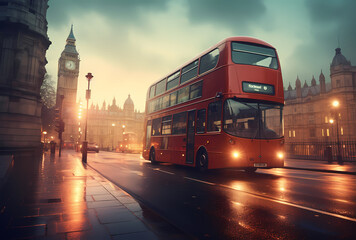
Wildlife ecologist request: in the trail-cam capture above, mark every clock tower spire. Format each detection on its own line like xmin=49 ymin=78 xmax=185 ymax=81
xmin=56 ymin=25 xmax=80 ymax=143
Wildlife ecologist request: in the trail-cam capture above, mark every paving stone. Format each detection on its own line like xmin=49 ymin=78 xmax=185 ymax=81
xmin=116 ymin=196 xmax=137 ymax=204
xmin=87 ymin=200 xmax=123 ymax=209
xmin=86 ymin=186 xmax=110 ymax=195
xmin=105 ymin=219 xmax=149 ymax=235
xmin=95 ymin=207 xmax=137 ymax=224
xmin=92 ymin=194 xmax=116 ymax=201
xmin=56 ymin=219 xmax=91 ymax=233
xmin=124 ymin=202 xmax=142 ymax=212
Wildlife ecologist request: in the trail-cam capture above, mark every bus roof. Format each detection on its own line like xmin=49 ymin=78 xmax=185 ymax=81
xmin=147 ymin=36 xmax=276 ymax=90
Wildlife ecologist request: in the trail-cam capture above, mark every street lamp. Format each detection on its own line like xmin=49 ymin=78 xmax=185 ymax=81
xmin=42 ymin=131 xmax=47 ymax=142
xmin=112 ymin=123 xmax=116 ymax=151
xmin=43 ymin=131 xmax=47 ymax=150
xmin=82 ymin=72 xmax=93 ymax=163
xmin=331 ymin=100 xmax=342 ymax=164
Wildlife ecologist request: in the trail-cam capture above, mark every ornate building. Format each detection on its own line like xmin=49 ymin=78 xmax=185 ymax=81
xmin=81 ymin=95 xmax=144 ymax=150
xmin=284 ymin=47 xmax=356 ymax=158
xmin=55 ymin=26 xmax=80 ymax=143
xmin=0 ymin=0 xmax=51 ymax=151
xmin=55 ymin=26 xmax=144 ymax=150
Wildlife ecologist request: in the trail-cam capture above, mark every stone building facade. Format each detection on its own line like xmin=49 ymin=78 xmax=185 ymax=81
xmin=0 ymin=0 xmax=51 ymax=151
xmin=284 ymin=47 xmax=356 ymax=157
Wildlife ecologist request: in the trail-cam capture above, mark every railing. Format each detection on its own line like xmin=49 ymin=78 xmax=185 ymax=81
xmin=285 ymin=141 xmax=356 ymax=162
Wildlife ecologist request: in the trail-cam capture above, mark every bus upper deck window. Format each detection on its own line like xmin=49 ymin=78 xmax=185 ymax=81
xmin=199 ymin=49 xmax=220 ymax=75
xmin=231 ymin=42 xmax=278 ymax=69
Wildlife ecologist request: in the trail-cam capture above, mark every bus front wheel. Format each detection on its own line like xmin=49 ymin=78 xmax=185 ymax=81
xmin=150 ymin=148 xmax=157 ymax=164
xmin=196 ymin=150 xmax=208 ymax=172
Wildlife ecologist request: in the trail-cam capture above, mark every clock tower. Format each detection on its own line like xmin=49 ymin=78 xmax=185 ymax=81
xmin=56 ymin=25 xmax=80 ymax=143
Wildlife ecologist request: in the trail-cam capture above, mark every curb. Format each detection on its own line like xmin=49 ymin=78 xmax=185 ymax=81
xmin=283 ymin=166 xmax=356 ymax=175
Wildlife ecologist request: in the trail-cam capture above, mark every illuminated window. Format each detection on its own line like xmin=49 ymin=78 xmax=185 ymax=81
xmin=289 ymin=130 xmax=291 ymax=138
xmin=341 ymin=127 xmax=344 ymax=136
xmin=293 ymin=130 xmax=296 ymax=137
xmin=152 ymin=118 xmax=161 ymax=136
xmin=325 ymin=116 xmax=328 ymax=123
xmin=322 ymin=129 xmax=324 ymax=136
xmin=327 ymin=129 xmax=330 ymax=137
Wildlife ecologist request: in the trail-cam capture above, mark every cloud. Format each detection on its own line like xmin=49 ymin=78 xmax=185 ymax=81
xmin=47 ymin=0 xmax=169 ymax=28
xmin=307 ymin=0 xmax=356 ymax=57
xmin=286 ymin=0 xmax=356 ymax=85
xmin=185 ymin=0 xmax=266 ymax=31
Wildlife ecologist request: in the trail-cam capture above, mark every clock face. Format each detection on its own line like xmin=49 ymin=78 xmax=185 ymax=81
xmin=65 ymin=60 xmax=76 ymax=70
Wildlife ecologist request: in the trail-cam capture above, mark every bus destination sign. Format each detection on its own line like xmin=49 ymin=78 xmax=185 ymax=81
xmin=242 ymin=82 xmax=274 ymax=95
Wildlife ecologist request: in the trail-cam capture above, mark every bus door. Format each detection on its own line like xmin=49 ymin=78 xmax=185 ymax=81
xmin=186 ymin=110 xmax=196 ymax=164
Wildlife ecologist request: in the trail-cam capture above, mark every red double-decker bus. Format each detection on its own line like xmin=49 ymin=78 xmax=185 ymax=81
xmin=142 ymin=37 xmax=284 ymax=172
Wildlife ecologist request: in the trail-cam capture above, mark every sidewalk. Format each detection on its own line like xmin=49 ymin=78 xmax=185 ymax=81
xmin=284 ymin=158 xmax=356 ymax=175
xmin=0 ymin=151 xmax=188 ymax=240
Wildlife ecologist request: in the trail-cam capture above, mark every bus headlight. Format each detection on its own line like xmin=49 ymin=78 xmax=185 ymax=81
xmin=277 ymin=152 xmax=284 ymax=159
xmin=232 ymin=151 xmax=240 ymax=159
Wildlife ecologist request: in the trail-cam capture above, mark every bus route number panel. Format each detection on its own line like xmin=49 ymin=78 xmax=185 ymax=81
xmin=242 ymin=81 xmax=275 ymax=95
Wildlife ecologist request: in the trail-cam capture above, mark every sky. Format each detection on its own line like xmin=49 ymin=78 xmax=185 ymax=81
xmin=46 ymin=0 xmax=356 ymax=112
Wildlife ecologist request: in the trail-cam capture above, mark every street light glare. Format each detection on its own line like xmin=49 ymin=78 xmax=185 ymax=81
xmin=332 ymin=100 xmax=340 ymax=107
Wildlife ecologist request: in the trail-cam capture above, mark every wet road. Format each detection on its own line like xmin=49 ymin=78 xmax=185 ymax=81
xmin=77 ymin=151 xmax=356 ymax=239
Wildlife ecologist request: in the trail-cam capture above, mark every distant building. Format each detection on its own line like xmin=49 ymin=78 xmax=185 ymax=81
xmin=284 ymin=47 xmax=356 ymax=158
xmin=0 ymin=0 xmax=51 ymax=151
xmin=83 ymin=95 xmax=144 ymax=150
xmin=55 ymin=27 xmax=144 ymax=150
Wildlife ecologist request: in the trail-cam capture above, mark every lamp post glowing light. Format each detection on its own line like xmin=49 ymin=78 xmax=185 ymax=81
xmin=331 ymin=100 xmax=342 ymax=164
xmin=332 ymin=100 xmax=340 ymax=108
xmin=42 ymin=131 xmax=47 ymax=143
xmin=112 ymin=123 xmax=116 ymax=151
xmin=82 ymin=73 xmax=94 ymax=163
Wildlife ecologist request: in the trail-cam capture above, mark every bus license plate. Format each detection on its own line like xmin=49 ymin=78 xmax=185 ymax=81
xmin=254 ymin=163 xmax=267 ymax=167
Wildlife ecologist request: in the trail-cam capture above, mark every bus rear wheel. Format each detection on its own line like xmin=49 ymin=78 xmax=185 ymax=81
xmin=244 ymin=167 xmax=257 ymax=173
xmin=149 ymin=148 xmax=157 ymax=165
xmin=196 ymin=150 xmax=208 ymax=172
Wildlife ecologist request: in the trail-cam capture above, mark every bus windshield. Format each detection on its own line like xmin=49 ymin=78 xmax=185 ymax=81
xmin=223 ymin=98 xmax=283 ymax=139
xmin=231 ymin=42 xmax=278 ymax=69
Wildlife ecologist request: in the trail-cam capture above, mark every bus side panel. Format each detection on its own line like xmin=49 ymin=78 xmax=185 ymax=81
xmin=168 ymin=135 xmax=186 ymax=164
xmin=202 ymin=68 xmax=228 ymax=100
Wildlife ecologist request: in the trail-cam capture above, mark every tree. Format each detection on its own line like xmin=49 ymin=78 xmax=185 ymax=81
xmin=40 ymin=74 xmax=56 ymax=132
xmin=40 ymin=74 xmax=56 ymax=108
